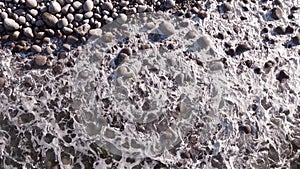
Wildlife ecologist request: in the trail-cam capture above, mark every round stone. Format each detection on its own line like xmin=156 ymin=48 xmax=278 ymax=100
xmin=34 ymin=55 xmax=47 ymax=66
xmin=164 ymin=0 xmax=176 ymax=9
xmin=42 ymin=12 xmax=58 ymax=27
xmin=3 ymin=18 xmax=20 ymax=31
xmin=158 ymin=21 xmax=175 ymax=36
xmin=58 ymin=18 xmax=68 ymax=28
xmin=23 ymin=27 xmax=34 ymax=38
xmin=26 ymin=0 xmax=37 ymax=8
xmin=49 ymin=1 xmax=62 ymax=14
xmin=102 ymin=2 xmax=113 ymax=11
xmin=74 ymin=13 xmax=83 ymax=22
xmin=271 ymin=7 xmax=282 ymax=20
xmin=72 ymin=1 xmax=82 ymax=9
xmin=83 ymin=0 xmax=93 ymax=12
xmin=31 ymin=45 xmax=42 ymax=53
xmin=0 ymin=77 xmax=5 ymax=88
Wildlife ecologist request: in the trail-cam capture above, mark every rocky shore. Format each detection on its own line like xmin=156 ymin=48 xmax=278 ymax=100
xmin=0 ymin=0 xmax=300 ymax=169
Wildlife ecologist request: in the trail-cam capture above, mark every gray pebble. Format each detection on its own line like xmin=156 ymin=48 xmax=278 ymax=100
xmin=61 ymin=4 xmax=70 ymax=14
xmin=158 ymin=21 xmax=175 ymax=36
xmin=136 ymin=0 xmax=144 ymax=4
xmin=29 ymin=9 xmax=38 ymax=18
xmin=271 ymin=7 xmax=282 ymax=20
xmin=35 ymin=19 xmax=44 ymax=26
xmin=67 ymin=35 xmax=79 ymax=43
xmin=72 ymin=1 xmax=82 ymax=9
xmin=36 ymin=32 xmax=45 ymax=39
xmin=74 ymin=13 xmax=83 ymax=22
xmin=65 ymin=0 xmax=73 ymax=3
xmin=3 ymin=18 xmax=20 ymax=31
xmin=18 ymin=16 xmax=26 ymax=24
xmin=83 ymin=0 xmax=93 ymax=12
xmin=63 ymin=27 xmax=73 ymax=34
xmin=164 ymin=0 xmax=176 ymax=9
xmin=66 ymin=13 xmax=74 ymax=22
xmin=14 ymin=9 xmax=26 ymax=16
xmin=31 ymin=45 xmax=42 ymax=53
xmin=57 ymin=18 xmax=68 ymax=28
xmin=102 ymin=2 xmax=113 ymax=11
xmin=1 ymin=12 xmax=8 ymax=19
xmin=42 ymin=12 xmax=58 ymax=27
xmin=23 ymin=27 xmax=34 ymax=38
xmin=26 ymin=0 xmax=37 ymax=8
xmin=138 ymin=5 xmax=147 ymax=12
xmin=186 ymin=30 xmax=196 ymax=39
xmin=49 ymin=1 xmax=61 ymax=13
xmin=197 ymin=36 xmax=211 ymax=50
xmin=84 ymin=11 xmax=93 ymax=18
xmin=74 ymin=24 xmax=90 ymax=36
xmin=89 ymin=28 xmax=102 ymax=37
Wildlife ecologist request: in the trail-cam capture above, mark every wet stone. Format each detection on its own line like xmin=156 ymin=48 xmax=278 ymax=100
xmin=0 ymin=77 xmax=5 ymax=88
xmin=271 ymin=7 xmax=282 ymax=20
xmin=273 ymin=26 xmax=285 ymax=35
xmin=276 ymin=70 xmax=289 ymax=83
xmin=235 ymin=43 xmax=251 ymax=55
xmin=34 ymin=55 xmax=47 ymax=67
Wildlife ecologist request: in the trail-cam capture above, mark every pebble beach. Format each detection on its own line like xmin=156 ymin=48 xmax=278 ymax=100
xmin=0 ymin=0 xmax=300 ymax=169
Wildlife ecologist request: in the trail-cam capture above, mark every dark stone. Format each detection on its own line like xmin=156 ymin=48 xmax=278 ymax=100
xmin=285 ymin=25 xmax=294 ymax=34
xmin=271 ymin=7 xmax=282 ymax=20
xmin=239 ymin=124 xmax=251 ymax=134
xmin=273 ymin=26 xmax=285 ymax=35
xmin=114 ymin=53 xmax=128 ymax=67
xmin=276 ymin=70 xmax=289 ymax=82
xmin=253 ymin=67 xmax=262 ymax=74
xmin=244 ymin=60 xmax=253 ymax=68
xmin=291 ymin=34 xmax=300 ymax=45
xmin=235 ymin=43 xmax=251 ymax=55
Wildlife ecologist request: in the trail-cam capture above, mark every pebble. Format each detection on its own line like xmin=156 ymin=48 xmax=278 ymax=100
xmin=164 ymin=0 xmax=176 ymax=9
xmin=291 ymin=33 xmax=300 ymax=45
xmin=3 ymin=18 xmax=20 ymax=31
xmin=117 ymin=13 xmax=127 ymax=24
xmin=57 ymin=18 xmax=68 ymax=28
xmin=34 ymin=55 xmax=47 ymax=66
xmin=42 ymin=12 xmax=58 ymax=27
xmin=276 ymin=70 xmax=289 ymax=83
xmin=31 ymin=45 xmax=42 ymax=53
xmin=102 ymin=2 xmax=113 ymax=11
xmin=271 ymin=7 xmax=282 ymax=20
xmin=63 ymin=27 xmax=73 ymax=34
xmin=0 ymin=77 xmax=5 ymax=88
xmin=23 ymin=27 xmax=34 ymax=38
xmin=74 ymin=13 xmax=83 ymax=22
xmin=89 ymin=28 xmax=102 ymax=37
xmin=186 ymin=30 xmax=196 ymax=39
xmin=83 ymin=0 xmax=93 ymax=12
xmin=72 ymin=1 xmax=82 ymax=9
xmin=26 ymin=0 xmax=37 ymax=8
xmin=49 ymin=1 xmax=62 ymax=14
xmin=53 ymin=63 xmax=64 ymax=74
xmin=84 ymin=11 xmax=93 ymax=18
xmin=67 ymin=35 xmax=79 ymax=43
xmin=197 ymin=36 xmax=211 ymax=50
xmin=1 ymin=12 xmax=8 ymax=19
xmin=74 ymin=24 xmax=91 ymax=36
xmin=158 ymin=21 xmax=175 ymax=36
xmin=274 ymin=26 xmax=285 ymax=35
xmin=235 ymin=42 xmax=251 ymax=55
xmin=119 ymin=47 xmax=132 ymax=56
